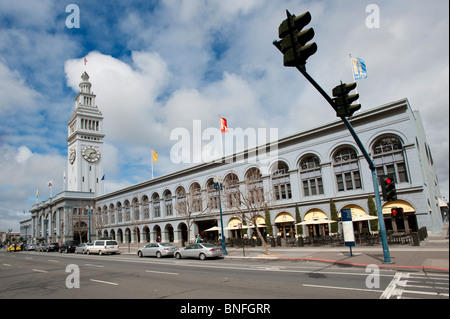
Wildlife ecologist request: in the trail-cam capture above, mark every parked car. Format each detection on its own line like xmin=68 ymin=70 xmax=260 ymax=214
xmin=25 ymin=244 xmax=36 ymax=251
xmin=174 ymin=243 xmax=223 ymax=260
xmin=59 ymin=240 xmax=80 ymax=253
xmin=7 ymin=244 xmax=21 ymax=252
xmin=40 ymin=243 xmax=51 ymax=252
xmin=137 ymin=243 xmax=178 ymax=258
xmin=86 ymin=240 xmax=119 ymax=255
xmin=47 ymin=243 xmax=60 ymax=252
xmin=75 ymin=243 xmax=92 ymax=254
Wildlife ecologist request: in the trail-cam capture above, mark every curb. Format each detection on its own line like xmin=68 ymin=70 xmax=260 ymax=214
xmin=224 ymin=255 xmax=449 ymax=273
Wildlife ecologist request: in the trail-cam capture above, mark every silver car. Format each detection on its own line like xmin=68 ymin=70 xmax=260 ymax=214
xmin=137 ymin=243 xmax=178 ymax=258
xmin=75 ymin=243 xmax=92 ymax=254
xmin=174 ymin=243 xmax=223 ymax=260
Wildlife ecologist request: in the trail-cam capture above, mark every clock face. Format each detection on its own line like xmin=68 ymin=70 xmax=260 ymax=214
xmin=69 ymin=148 xmax=76 ymax=164
xmin=82 ymin=146 xmax=100 ymax=163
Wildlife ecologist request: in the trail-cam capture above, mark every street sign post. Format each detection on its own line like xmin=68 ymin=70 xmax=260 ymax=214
xmin=341 ymin=208 xmax=355 ymax=256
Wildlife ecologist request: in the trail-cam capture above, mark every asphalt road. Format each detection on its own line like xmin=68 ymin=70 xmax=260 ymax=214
xmin=1 ymin=251 xmax=448 ymax=302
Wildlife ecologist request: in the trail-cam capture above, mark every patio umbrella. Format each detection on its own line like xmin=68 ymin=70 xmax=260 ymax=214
xmin=296 ymin=219 xmax=337 ymax=226
xmin=351 ymin=215 xmax=378 ymax=222
xmin=204 ymin=226 xmax=220 ymax=232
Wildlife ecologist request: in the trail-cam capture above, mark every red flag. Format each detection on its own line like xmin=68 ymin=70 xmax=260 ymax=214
xmin=219 ymin=117 xmax=229 ymax=133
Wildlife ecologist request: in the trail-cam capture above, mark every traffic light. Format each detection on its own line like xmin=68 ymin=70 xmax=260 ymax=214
xmin=381 ymin=174 xmax=397 ymax=202
xmin=391 ymin=207 xmax=403 ymax=217
xmin=332 ymin=81 xmax=361 ymax=118
xmin=273 ymin=10 xmax=317 ymax=68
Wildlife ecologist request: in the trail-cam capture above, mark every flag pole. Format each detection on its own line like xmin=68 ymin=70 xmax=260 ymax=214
xmin=151 ymin=151 xmax=154 ymax=179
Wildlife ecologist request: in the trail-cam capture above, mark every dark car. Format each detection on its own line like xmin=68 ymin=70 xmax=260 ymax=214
xmin=59 ymin=240 xmax=80 ymax=253
xmin=48 ymin=242 xmax=60 ymax=252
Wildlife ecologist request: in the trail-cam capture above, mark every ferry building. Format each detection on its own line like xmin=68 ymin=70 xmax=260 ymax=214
xmin=28 ymin=73 xmax=446 ymax=246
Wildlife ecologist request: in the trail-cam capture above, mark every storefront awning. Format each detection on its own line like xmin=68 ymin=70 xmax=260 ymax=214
xmin=275 ymin=212 xmax=295 ymax=224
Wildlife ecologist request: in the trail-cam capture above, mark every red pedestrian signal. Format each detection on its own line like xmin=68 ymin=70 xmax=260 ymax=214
xmin=391 ymin=207 xmax=403 ymax=217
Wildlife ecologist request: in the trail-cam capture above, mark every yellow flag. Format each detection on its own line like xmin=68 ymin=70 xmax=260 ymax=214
xmin=152 ymin=149 xmax=158 ymax=162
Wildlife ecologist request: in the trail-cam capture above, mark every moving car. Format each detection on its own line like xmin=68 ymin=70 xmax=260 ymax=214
xmin=174 ymin=243 xmax=223 ymax=260
xmin=137 ymin=243 xmax=178 ymax=258
xmin=86 ymin=240 xmax=119 ymax=255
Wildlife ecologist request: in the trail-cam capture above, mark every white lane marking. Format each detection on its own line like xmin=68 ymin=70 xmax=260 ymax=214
xmin=32 ymin=269 xmax=48 ymax=273
xmin=145 ymin=270 xmax=179 ymax=276
xmin=303 ymin=284 xmax=382 ymax=293
xmin=84 ymin=264 xmax=104 ymax=268
xmin=90 ymin=279 xmax=119 ymax=286
xmin=3 ymin=264 xmax=12 ymax=267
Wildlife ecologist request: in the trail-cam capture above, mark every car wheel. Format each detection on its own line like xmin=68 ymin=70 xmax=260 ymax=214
xmin=138 ymin=251 xmax=143 ymax=258
xmin=175 ymin=252 xmax=181 ymax=259
xmin=99 ymin=250 xmax=103 ymax=256
xmin=199 ymin=253 xmax=206 ymax=261
xmin=86 ymin=250 xmax=90 ymax=255
xmin=156 ymin=251 xmax=162 ymax=258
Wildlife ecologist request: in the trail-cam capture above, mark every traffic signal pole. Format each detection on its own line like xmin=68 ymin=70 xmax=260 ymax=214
xmin=274 ymin=42 xmax=392 ymax=263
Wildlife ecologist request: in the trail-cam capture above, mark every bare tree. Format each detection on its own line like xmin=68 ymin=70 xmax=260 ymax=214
xmin=223 ymin=167 xmax=274 ymax=255
xmin=174 ymin=184 xmax=212 ymax=244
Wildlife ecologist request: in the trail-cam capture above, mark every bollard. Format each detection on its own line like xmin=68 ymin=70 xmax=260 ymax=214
xmin=271 ymin=237 xmax=276 ymax=247
xmin=411 ymin=232 xmax=420 ymax=246
xmin=297 ymin=237 xmax=304 ymax=247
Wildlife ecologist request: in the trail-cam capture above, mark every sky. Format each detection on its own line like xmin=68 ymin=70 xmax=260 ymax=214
xmin=0 ymin=0 xmax=448 ymax=232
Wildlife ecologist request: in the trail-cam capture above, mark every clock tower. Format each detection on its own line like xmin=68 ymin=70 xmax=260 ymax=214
xmin=67 ymin=72 xmax=104 ymax=195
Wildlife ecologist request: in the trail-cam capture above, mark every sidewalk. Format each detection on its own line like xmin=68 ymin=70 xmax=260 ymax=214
xmin=224 ymin=223 xmax=449 ymax=272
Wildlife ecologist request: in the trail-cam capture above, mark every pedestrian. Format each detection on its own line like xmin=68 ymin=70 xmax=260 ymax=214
xmin=196 ymin=234 xmax=201 ymax=243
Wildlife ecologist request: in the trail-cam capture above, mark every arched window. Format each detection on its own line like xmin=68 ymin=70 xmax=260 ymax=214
xmin=190 ymin=183 xmax=203 ymax=212
xmin=299 ymin=155 xmax=324 ymax=197
xmin=175 ymin=186 xmax=187 ymax=215
xmin=132 ymin=197 xmax=140 ymax=221
xmin=333 ymin=147 xmax=362 ymax=192
xmin=372 ymin=136 xmax=409 ymax=183
xmin=245 ymin=167 xmax=264 ymax=204
xmin=163 ymin=190 xmax=173 ymax=216
xmin=142 ymin=195 xmax=149 ymax=220
xmin=206 ymin=179 xmax=220 ymax=210
xmin=272 ymin=162 xmax=292 ymax=200
xmin=124 ymin=200 xmax=131 ymax=222
xmin=224 ymin=173 xmax=240 ymax=207
xmin=152 ymin=193 xmax=160 ymax=218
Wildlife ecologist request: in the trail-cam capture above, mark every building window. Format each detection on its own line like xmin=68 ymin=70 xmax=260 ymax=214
xmin=224 ymin=173 xmax=240 ymax=207
xmin=333 ymin=147 xmax=362 ymax=192
xmin=190 ymin=183 xmax=203 ymax=212
xmin=207 ymin=179 xmax=220 ymax=209
xmin=300 ymin=155 xmax=324 ymax=197
xmin=152 ymin=193 xmax=161 ymax=218
xmin=245 ymin=167 xmax=264 ymax=204
xmin=373 ymin=136 xmax=409 ymax=183
xmin=142 ymin=196 xmax=150 ymax=220
xmin=272 ymin=162 xmax=292 ymax=200
xmin=175 ymin=187 xmax=187 ymax=215
xmin=164 ymin=190 xmax=173 ymax=216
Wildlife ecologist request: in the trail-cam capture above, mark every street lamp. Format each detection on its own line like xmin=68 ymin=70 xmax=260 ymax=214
xmin=213 ymin=177 xmax=228 ymax=255
xmin=86 ymin=205 xmax=93 ymax=243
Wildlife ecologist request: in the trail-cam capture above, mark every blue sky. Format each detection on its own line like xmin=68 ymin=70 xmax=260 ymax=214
xmin=0 ymin=0 xmax=448 ymax=232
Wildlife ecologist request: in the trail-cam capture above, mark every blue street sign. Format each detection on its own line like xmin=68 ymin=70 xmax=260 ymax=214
xmin=341 ymin=208 xmax=355 ymax=249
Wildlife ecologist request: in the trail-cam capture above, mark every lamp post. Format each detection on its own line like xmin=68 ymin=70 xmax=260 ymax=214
xmin=213 ymin=177 xmax=228 ymax=255
xmin=86 ymin=206 xmax=93 ymax=243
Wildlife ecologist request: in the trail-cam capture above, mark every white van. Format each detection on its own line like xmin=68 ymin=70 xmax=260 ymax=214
xmin=86 ymin=240 xmax=119 ymax=255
